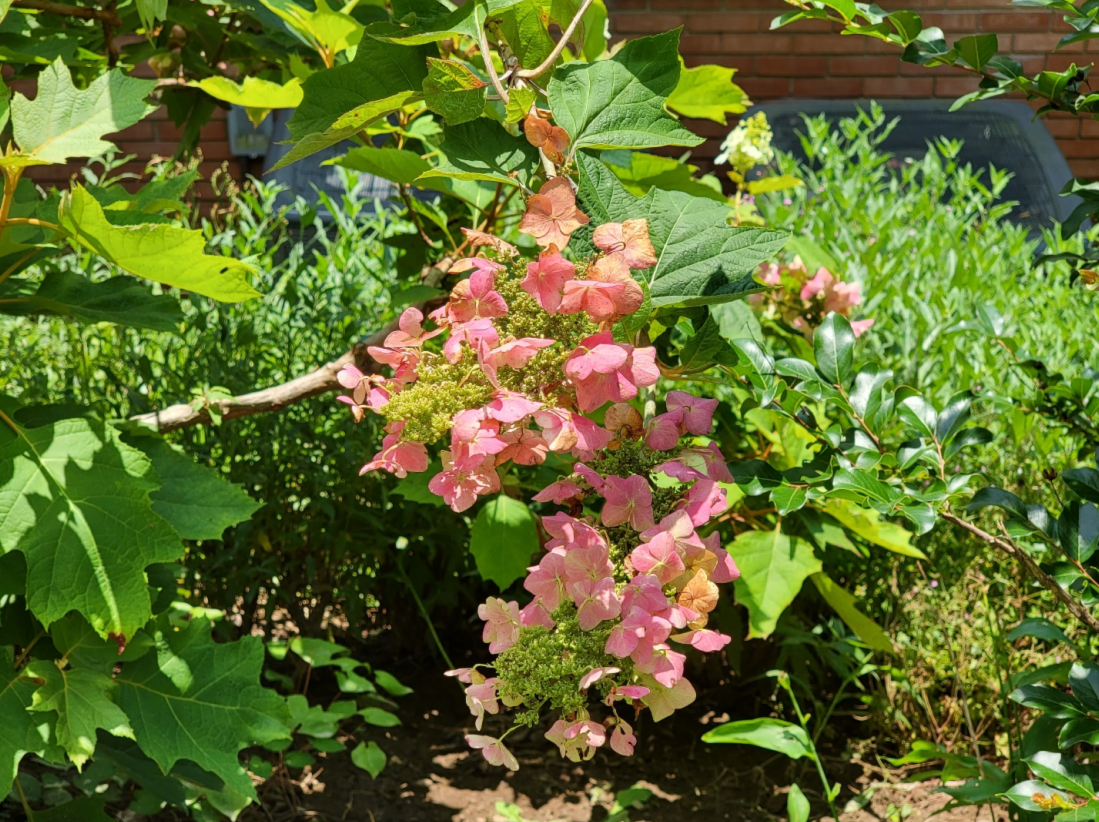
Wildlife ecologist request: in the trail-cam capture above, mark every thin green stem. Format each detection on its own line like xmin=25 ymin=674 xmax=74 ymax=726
xmin=784 ymin=676 xmax=840 ymax=821
xmin=396 ymin=557 xmax=454 ymax=670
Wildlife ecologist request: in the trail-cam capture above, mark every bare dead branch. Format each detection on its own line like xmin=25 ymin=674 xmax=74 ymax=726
xmin=13 ymin=0 xmax=122 ymax=25
xmin=130 ymin=259 xmax=453 ymax=433
xmin=942 ymin=511 xmax=1099 ymax=633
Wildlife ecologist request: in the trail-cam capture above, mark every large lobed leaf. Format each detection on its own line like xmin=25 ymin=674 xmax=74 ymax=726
xmin=578 ymin=152 xmax=787 ymax=307
xmin=11 ymin=59 xmax=157 ymax=165
xmin=275 ymin=38 xmax=430 ymax=170
xmin=0 ymin=270 xmax=183 ymax=331
xmin=116 ymin=619 xmax=291 ymax=799
xmin=0 ymin=647 xmax=59 ymax=795
xmin=0 ymin=408 xmax=182 ymax=640
xmin=418 ymin=118 xmax=540 ymax=189
xmin=548 ymin=30 xmax=702 ymax=152
xmin=58 ymin=186 xmax=260 ymax=303
xmin=367 ymin=0 xmax=528 ymax=45
xmin=728 ymin=528 xmax=821 ymax=638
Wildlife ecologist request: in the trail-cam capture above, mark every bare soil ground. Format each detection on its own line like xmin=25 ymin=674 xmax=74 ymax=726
xmin=234 ymin=657 xmax=1008 ymax=822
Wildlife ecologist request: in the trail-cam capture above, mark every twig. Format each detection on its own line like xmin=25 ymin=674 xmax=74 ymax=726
xmin=12 ymin=0 xmax=121 ymax=25
xmin=943 ymin=511 xmax=1099 ymax=633
xmin=516 ymin=0 xmax=594 ymax=79
xmin=477 ymin=22 xmax=509 ymax=105
xmin=129 ymin=260 xmax=453 ymax=433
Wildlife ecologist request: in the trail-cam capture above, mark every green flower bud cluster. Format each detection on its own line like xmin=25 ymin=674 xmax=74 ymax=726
xmin=381 ymin=360 xmax=494 ymax=443
xmin=493 ymin=260 xmax=595 ymax=400
xmin=495 ymin=603 xmax=624 ymax=726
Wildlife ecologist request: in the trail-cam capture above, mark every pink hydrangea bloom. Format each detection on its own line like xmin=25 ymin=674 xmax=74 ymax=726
xmin=851 ymin=318 xmax=875 ymax=337
xmin=678 ymin=443 xmax=734 ymax=483
xmin=450 ymin=269 xmax=509 ymax=323
xmin=483 ymin=338 xmax=555 ymax=375
xmin=521 ymin=251 xmax=575 ymax=313
xmin=520 ymin=599 xmax=554 ymax=629
xmin=592 ymin=219 xmax=658 ymax=270
xmin=601 ymin=474 xmax=655 ymax=531
xmin=532 ymin=479 xmax=584 ymax=504
xmin=678 ymin=628 xmax=733 ymax=653
xmin=496 ymin=428 xmax=548 ymax=466
xmin=443 ymin=318 xmax=499 ymax=364
xmin=563 ymin=540 xmax=613 ymax=585
xmin=682 ymin=479 xmax=728 ymax=527
xmin=630 ymin=539 xmax=685 ymax=584
xmin=620 ymin=574 xmax=669 ymax=616
xmin=477 ymin=597 xmax=521 ymax=654
xmin=653 ymin=460 xmax=706 ymax=483
xmin=568 ymin=577 xmax=621 ymax=630
xmin=451 ymin=410 xmax=509 ymax=459
xmin=359 ymin=431 xmax=429 ymax=478
xmin=578 ymin=666 xmax=621 ymax=690
xmin=572 ymin=462 xmax=606 ymax=493
xmin=565 ymin=332 xmax=659 ymax=413
xmin=640 ymin=675 xmax=696 ymax=722
xmin=636 ymin=644 xmax=687 ymax=688
xmin=523 ymin=550 xmax=569 ymax=612
xmin=666 ymin=391 xmax=719 ymax=436
xmin=645 ymin=410 xmax=684 ymax=451
xmin=465 ymin=678 xmax=499 ymax=730
xmin=428 ymin=448 xmax=501 ymax=512
xmin=465 ymin=735 xmax=519 ymax=770
xmin=641 ymin=511 xmax=706 ymax=561
xmin=610 ymin=720 xmax=636 ymax=756
xmin=484 ymin=391 xmax=543 ymax=423
xmin=384 ymin=306 xmax=444 ymax=349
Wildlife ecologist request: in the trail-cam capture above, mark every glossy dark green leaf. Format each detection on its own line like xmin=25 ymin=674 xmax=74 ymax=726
xmin=813 ymin=312 xmax=855 ymax=385
xmin=966 ymin=487 xmax=1029 ymax=520
xmin=1064 ymin=469 xmax=1099 ymax=505
xmin=1009 ymin=684 xmax=1085 ymax=719
xmin=1059 ymin=502 xmax=1099 ymax=563
xmin=1025 ymin=751 xmax=1097 ymax=800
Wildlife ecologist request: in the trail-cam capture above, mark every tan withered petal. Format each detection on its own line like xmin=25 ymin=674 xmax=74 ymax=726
xmin=677 ymin=570 xmax=719 ymax=616
xmin=461 ymin=227 xmax=518 ymax=257
xmin=519 ymin=177 xmax=590 ymax=250
xmin=686 ymin=549 xmax=718 ymax=578
xmin=592 ymin=219 xmax=658 ymax=270
xmin=523 ymin=111 xmax=570 ymax=164
xmin=605 ymin=403 xmax=643 ymax=439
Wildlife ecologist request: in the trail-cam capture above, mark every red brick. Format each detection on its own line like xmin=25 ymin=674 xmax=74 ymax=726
xmin=921 ymin=11 xmax=978 ymax=31
xmin=614 ymin=13 xmax=684 ymax=32
xmin=1078 ymin=119 xmax=1099 ymax=138
xmin=899 ymin=0 xmax=947 ymax=8
xmin=736 ymin=77 xmax=791 ymax=98
xmin=980 ymin=11 xmax=1055 ymax=31
xmin=755 ymin=55 xmax=827 ymax=75
xmin=900 ymin=60 xmax=965 ymax=75
xmin=1057 ymin=139 xmax=1099 ymax=158
xmin=865 ymin=37 xmax=905 ymax=53
xmin=1014 ymin=32 xmax=1083 ymax=52
xmin=1048 ymin=118 xmax=1082 ymax=138
xmin=114 ymin=121 xmax=156 ymax=141
xmin=689 ymin=13 xmax=761 ymax=32
xmin=945 ymin=0 xmax=1011 ymax=9
xmin=1046 ymin=53 xmax=1093 ymax=72
xmin=654 ymin=0 xmax=720 ymax=8
xmin=793 ymin=77 xmax=864 ymax=96
xmin=829 ymin=55 xmax=901 ymax=75
xmin=792 ymin=32 xmax=866 ymax=53
xmin=679 ymin=33 xmax=723 ymax=52
xmin=777 ymin=16 xmax=842 ymax=33
xmin=863 ymin=76 xmax=935 ymax=96
xmin=604 ymin=0 xmax=649 ymax=11
xmin=721 ymin=32 xmax=793 ymax=53
xmin=200 ymin=120 xmax=229 ymax=140
xmin=1068 ymin=158 xmax=1099 ymax=176
xmin=934 ymin=76 xmax=979 ymax=96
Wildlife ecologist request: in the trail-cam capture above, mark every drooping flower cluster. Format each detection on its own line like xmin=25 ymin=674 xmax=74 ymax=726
xmin=336 ymin=172 xmax=741 ymax=769
xmin=753 ymin=255 xmax=874 ymax=339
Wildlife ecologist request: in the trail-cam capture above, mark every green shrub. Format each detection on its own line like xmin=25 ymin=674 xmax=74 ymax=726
xmin=2 ymin=162 xmax=474 ymax=642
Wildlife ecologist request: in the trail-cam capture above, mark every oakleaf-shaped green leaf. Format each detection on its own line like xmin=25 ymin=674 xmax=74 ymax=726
xmin=0 ymin=270 xmax=183 ymax=331
xmin=130 ymin=438 xmax=260 ymax=541
xmin=666 ymin=63 xmax=750 ymax=124
xmin=332 ymin=146 xmax=431 ymax=184
xmin=548 ymin=29 xmax=702 ymax=152
xmin=0 ymin=647 xmax=58 ymax=795
xmin=117 ymin=619 xmax=291 ymax=799
xmin=366 ymin=0 xmax=528 ymax=44
xmin=58 ymin=186 xmax=260 ymax=302
xmin=11 ymin=59 xmax=157 ymax=164
xmin=190 ymin=77 xmax=304 ymax=126
xmin=417 ymin=118 xmax=539 ymax=189
xmin=26 ymin=662 xmax=134 ymax=770
xmin=0 ymin=410 xmax=182 ymax=639
xmin=728 ymin=528 xmax=821 ymax=638
xmin=578 ymin=152 xmax=787 ymax=307
xmin=276 ymin=38 xmax=430 ymax=170
xmin=423 ymin=59 xmax=486 ymax=125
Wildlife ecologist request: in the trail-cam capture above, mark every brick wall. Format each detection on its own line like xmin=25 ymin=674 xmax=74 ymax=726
xmin=605 ymin=0 xmax=1099 ymax=178
xmin=22 ymin=3 xmax=1099 ymax=193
